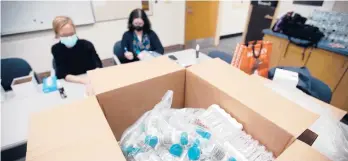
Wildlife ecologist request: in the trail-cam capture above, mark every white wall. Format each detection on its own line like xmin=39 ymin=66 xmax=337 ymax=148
xmin=276 ymin=0 xmax=335 ymax=18
xmin=1 ymin=1 xmax=185 ymax=73
xmin=219 ymin=1 xmax=249 ymax=36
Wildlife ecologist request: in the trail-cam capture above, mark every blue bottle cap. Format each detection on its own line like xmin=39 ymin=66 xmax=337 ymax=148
xmin=169 ymin=144 xmax=183 ymax=157
xmin=145 ymin=135 xmax=151 ymax=143
xmin=122 ymin=145 xmax=134 ymax=155
xmin=129 ymin=147 xmax=141 ymax=156
xmin=188 ymin=146 xmax=201 ymax=160
xmin=228 ymin=157 xmax=237 ymax=161
xmin=193 ymin=139 xmax=200 ymax=147
xmin=145 ymin=135 xmax=158 ymax=148
xmin=180 ymin=132 xmax=188 ymax=145
xmin=196 ymin=128 xmax=211 ymax=140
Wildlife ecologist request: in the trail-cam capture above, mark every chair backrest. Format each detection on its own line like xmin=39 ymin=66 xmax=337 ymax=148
xmin=113 ymin=41 xmax=122 ymax=56
xmin=1 ymin=58 xmax=33 ymax=91
xmin=113 ymin=41 xmax=123 ymax=65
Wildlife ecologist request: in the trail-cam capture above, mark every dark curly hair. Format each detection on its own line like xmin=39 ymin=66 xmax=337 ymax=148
xmin=128 ymin=8 xmax=151 ymax=33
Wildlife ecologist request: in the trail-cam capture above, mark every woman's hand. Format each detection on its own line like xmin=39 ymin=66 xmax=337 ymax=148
xmin=85 ymin=83 xmax=95 ymax=96
xmin=125 ymin=52 xmax=134 ymax=60
xmin=65 ymin=75 xmax=86 ymax=84
xmin=138 ymin=51 xmax=153 ymax=60
xmin=137 ymin=51 xmax=146 ymax=60
xmin=80 ymin=77 xmax=95 ymax=96
xmin=65 ymin=75 xmax=94 ymax=96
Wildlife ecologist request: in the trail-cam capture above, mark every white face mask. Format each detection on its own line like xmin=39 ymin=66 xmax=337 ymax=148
xmin=60 ymin=34 xmax=78 ymax=48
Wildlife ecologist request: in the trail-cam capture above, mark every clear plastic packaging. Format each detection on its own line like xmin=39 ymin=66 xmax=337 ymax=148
xmin=120 ymin=90 xmax=275 ymax=161
xmin=137 ymin=51 xmax=162 ymax=61
xmin=198 ymin=105 xmax=274 ymax=161
xmin=198 ymin=104 xmax=243 ymax=141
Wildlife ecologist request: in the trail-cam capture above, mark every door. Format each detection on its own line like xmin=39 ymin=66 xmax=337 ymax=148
xmin=243 ymin=3 xmax=276 ymax=42
xmin=185 ymin=1 xmax=219 ymax=43
xmin=219 ymin=1 xmax=249 ymax=36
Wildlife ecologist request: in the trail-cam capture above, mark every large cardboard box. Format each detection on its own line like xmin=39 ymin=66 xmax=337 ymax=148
xmin=26 ymin=97 xmax=125 ymax=161
xmin=27 ymin=57 xmax=330 ymax=160
xmin=250 ymin=74 xmax=347 ymax=121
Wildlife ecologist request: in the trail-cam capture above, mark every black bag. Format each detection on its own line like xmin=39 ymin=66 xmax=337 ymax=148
xmin=272 ymin=12 xmax=324 ymax=47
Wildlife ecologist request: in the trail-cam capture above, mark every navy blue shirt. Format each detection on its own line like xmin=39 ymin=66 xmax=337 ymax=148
xmin=121 ymin=30 xmax=164 ymax=59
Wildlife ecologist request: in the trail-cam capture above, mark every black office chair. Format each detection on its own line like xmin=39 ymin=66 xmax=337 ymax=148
xmin=1 ymin=58 xmax=39 ymax=91
xmin=113 ymin=41 xmax=123 ymax=64
xmin=113 ymin=41 xmax=139 ymax=64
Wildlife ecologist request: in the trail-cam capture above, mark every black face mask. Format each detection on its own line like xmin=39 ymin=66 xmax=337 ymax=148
xmin=134 ymin=26 xmax=143 ymax=31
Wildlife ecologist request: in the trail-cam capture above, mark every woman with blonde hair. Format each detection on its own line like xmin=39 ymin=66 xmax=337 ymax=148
xmin=51 ymin=16 xmax=101 ymax=85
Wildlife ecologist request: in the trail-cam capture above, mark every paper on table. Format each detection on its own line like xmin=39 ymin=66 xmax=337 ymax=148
xmin=273 ymin=68 xmax=299 ymax=88
xmin=138 ymin=51 xmax=162 ymax=61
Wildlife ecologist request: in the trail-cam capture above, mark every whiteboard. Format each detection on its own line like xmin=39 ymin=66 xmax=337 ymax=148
xmin=92 ymin=0 xmax=153 ymax=22
xmin=1 ymin=1 xmax=95 ymax=35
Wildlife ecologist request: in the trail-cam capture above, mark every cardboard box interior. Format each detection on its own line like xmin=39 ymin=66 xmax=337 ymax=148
xmin=27 ymin=57 xmax=328 ymax=160
xmin=185 ymin=59 xmax=321 ymax=156
xmin=87 ymin=57 xmax=186 ymax=140
xmin=88 ymin=57 xmax=321 ymax=158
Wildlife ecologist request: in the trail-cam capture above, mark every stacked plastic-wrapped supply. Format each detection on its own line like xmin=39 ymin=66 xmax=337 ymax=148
xmin=120 ymin=91 xmax=275 ymax=161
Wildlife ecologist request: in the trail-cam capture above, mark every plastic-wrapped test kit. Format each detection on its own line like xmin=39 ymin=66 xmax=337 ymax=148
xmin=120 ymin=90 xmax=275 ymax=161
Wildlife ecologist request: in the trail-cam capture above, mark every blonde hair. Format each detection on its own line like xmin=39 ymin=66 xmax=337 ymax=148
xmin=52 ymin=16 xmax=75 ymax=38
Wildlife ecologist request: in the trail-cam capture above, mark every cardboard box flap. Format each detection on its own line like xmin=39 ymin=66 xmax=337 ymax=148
xmin=185 ymin=68 xmax=293 ymax=156
xmin=250 ymin=74 xmax=346 ymax=120
xmin=276 ymin=140 xmax=330 ymax=161
xmin=26 ymin=97 xmax=124 ymax=161
xmin=89 ymin=57 xmax=186 ymax=140
xmin=88 ymin=56 xmax=184 ymax=94
xmin=187 ymin=58 xmax=319 ymax=138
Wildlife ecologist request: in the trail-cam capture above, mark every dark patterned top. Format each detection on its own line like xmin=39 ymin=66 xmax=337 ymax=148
xmin=121 ymin=30 xmax=164 ymax=63
xmin=133 ymin=32 xmax=151 ymax=54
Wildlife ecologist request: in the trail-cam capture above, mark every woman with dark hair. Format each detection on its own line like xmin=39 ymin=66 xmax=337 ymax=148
xmin=119 ymin=8 xmax=164 ymax=63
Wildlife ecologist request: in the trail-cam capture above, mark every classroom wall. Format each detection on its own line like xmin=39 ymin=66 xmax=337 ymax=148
xmin=219 ymin=1 xmax=249 ymax=36
xmin=276 ymin=0 xmax=335 ymax=18
xmin=1 ymin=1 xmax=185 ymax=73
